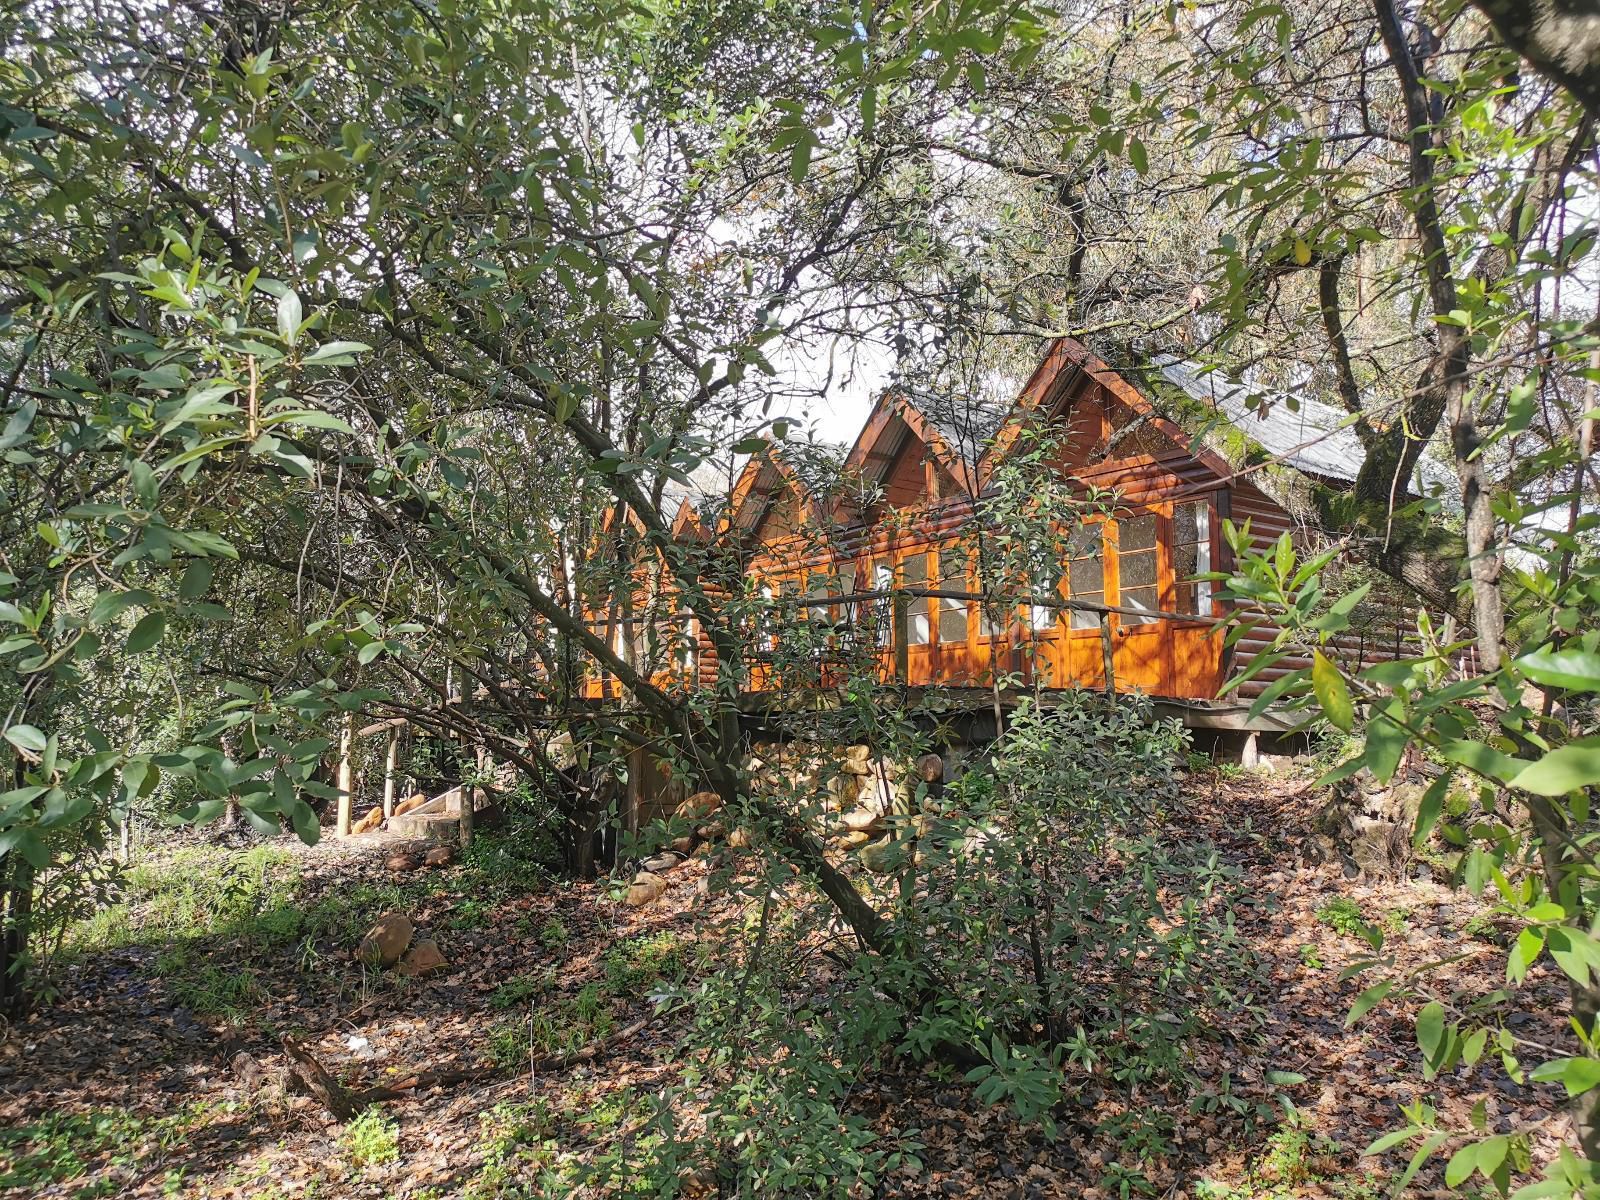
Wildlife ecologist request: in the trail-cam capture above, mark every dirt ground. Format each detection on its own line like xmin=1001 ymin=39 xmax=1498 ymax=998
xmin=0 ymin=766 xmax=1571 ymax=1199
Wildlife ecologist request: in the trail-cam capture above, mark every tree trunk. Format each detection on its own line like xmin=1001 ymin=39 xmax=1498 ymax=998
xmin=336 ymin=712 xmax=355 ymax=837
xmin=382 ymin=728 xmax=399 ymax=818
xmin=0 ymin=855 xmax=35 ymax=1019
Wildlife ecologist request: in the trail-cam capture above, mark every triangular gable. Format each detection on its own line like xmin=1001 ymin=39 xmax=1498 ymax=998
xmin=720 ymin=441 xmax=830 ymax=543
xmin=977 ymin=337 xmax=1236 ymax=487
xmin=836 ymin=392 xmax=974 ymax=511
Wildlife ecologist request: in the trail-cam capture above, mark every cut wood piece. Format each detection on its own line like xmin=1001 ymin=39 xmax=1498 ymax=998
xmin=281 ymin=1034 xmax=359 ymax=1121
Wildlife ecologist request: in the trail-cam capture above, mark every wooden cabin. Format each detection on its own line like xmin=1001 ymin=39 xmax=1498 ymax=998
xmin=582 ymin=338 xmax=1426 ymax=710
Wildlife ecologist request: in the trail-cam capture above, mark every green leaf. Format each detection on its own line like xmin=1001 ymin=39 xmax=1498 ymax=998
xmin=90 ymin=589 xmax=154 ymax=625
xmin=3 ymin=724 xmax=47 ymax=755
xmin=1312 ymin=650 xmax=1353 ymax=732
xmin=1365 ymin=698 xmax=1407 ymax=784
xmin=1416 ymin=1001 xmax=1446 ymax=1065
xmin=1530 ymin=1056 xmax=1600 ymax=1097
xmin=1515 ymin=647 xmax=1600 ymax=693
xmin=1412 ymin=773 xmax=1452 ymax=849
xmin=178 ymin=560 xmax=213 ymax=600
xmin=277 ymin=290 xmax=303 ymax=345
xmin=126 ymin=612 xmax=166 ymax=654
xmin=1440 ymin=739 xmax=1524 ymax=785
xmin=300 ymin=341 xmax=370 ymax=366
xmin=1512 ymin=737 xmax=1600 ymax=796
xmin=1346 ymin=979 xmax=1394 ymax=1025
xmin=1128 ymin=136 xmax=1148 ymax=174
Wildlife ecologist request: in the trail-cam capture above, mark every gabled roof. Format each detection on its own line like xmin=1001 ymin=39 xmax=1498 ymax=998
xmin=721 ymin=438 xmax=843 ymax=540
xmin=978 ymin=337 xmax=1236 ymax=485
xmin=1147 ymin=356 xmax=1458 ymax=497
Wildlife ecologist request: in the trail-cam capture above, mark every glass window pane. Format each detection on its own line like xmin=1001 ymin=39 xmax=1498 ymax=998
xmin=1122 ymin=585 xmax=1158 ymax=623
xmin=1121 ymin=551 xmax=1156 ymax=588
xmin=1069 ymin=595 xmax=1103 ymax=630
xmin=1120 ymin=513 xmax=1157 ymax=552
xmin=902 ymin=553 xmax=928 ymax=584
xmin=939 ymin=602 xmax=968 ymax=644
xmin=1069 ymin=555 xmax=1102 ymax=595
xmin=908 ymin=602 xmax=930 ymax=645
xmin=1174 ymin=502 xmax=1199 ymax=547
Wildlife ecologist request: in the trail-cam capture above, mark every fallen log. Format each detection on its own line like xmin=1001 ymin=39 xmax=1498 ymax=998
xmin=281 ymin=1034 xmax=361 ymax=1121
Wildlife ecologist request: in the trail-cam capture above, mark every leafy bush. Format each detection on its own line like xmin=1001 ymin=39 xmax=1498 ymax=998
xmin=338 ymin=1108 xmax=399 ymax=1170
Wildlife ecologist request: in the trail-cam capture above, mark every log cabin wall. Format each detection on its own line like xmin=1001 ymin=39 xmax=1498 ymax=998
xmin=577 ymin=342 xmax=1412 ymax=706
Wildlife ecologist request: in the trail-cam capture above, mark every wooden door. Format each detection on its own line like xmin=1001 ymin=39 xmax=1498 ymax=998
xmin=1108 ymin=510 xmax=1169 ymax=693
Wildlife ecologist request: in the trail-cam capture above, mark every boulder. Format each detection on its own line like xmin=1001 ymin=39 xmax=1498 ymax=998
xmin=626 ymin=871 xmax=668 ymax=907
xmin=859 ymin=775 xmax=911 ymax=818
xmin=836 ymin=830 xmax=871 ymax=850
xmin=356 ymin=913 xmax=414 ymax=967
xmin=840 ymin=808 xmax=882 ymax=834
xmin=1315 ymin=775 xmax=1426 ymax=879
xmin=841 ymin=744 xmax=873 ymax=775
xmin=676 ymin=791 xmax=723 ymax=821
xmin=397 ymin=937 xmax=447 ymax=977
xmin=859 ymin=835 xmax=899 ymax=874
xmin=914 ymin=753 xmax=945 ymax=784
xmin=669 ymin=835 xmax=696 ymax=855
xmin=351 ymin=807 xmax=385 ymax=835
xmin=424 ymin=845 xmax=456 ymax=868
xmin=386 ymin=852 xmax=420 ymax=874
xmin=641 ymin=851 xmax=687 ymax=874
xmin=695 ymin=820 xmax=725 ymax=842
xmin=394 ymin=793 xmax=430 ymax=817
xmin=726 ymin=826 xmax=761 ymax=849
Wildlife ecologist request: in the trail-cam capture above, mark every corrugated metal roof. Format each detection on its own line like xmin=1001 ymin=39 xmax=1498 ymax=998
xmin=1151 ymin=356 xmax=1456 ymax=497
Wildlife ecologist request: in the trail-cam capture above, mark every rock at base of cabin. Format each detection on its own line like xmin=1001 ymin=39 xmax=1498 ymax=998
xmin=695 ymin=820 xmax=725 ymax=842
xmin=386 ymin=852 xmax=420 ymax=874
xmin=841 ymin=744 xmax=873 ymax=775
xmin=394 ymin=793 xmax=429 ymax=817
xmin=641 ymin=850 xmax=686 ymax=874
xmin=356 ymin=912 xmax=414 ymax=967
xmin=836 ymin=830 xmax=871 ymax=850
xmin=351 ymin=807 xmax=385 ymax=835
xmin=840 ymin=808 xmax=881 ymax=834
xmin=424 ymin=845 xmax=456 ymax=868
xmin=626 ymin=871 xmax=668 ymax=907
xmin=669 ymin=835 xmax=696 ymax=855
xmin=914 ymin=753 xmax=945 ymax=784
xmin=676 ymin=791 xmax=723 ymax=822
xmin=859 ymin=835 xmax=899 ymax=874
xmin=397 ymin=937 xmax=447 ymax=977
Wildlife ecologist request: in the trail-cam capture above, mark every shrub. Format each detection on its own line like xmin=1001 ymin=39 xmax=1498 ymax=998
xmin=339 ymin=1108 xmax=399 ymax=1170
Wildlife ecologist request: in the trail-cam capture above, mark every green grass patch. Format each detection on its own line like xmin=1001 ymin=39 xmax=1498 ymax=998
xmin=0 ymin=1104 xmax=215 ymax=1194
xmin=339 ymin=1108 xmax=400 ymax=1170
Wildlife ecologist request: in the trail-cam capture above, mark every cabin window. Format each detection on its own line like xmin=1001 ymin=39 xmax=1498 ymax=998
xmin=903 ymin=552 xmax=930 ymax=645
xmin=1118 ymin=512 xmax=1159 ymax=624
xmin=834 ymin=563 xmax=858 ymax=625
xmin=937 ymin=548 xmax=969 ymax=644
xmin=1029 ymin=562 xmax=1065 ymax=630
xmin=758 ymin=584 xmax=775 ymax=651
xmin=678 ymin=614 xmax=698 ymax=673
xmin=873 ymin=560 xmax=894 ymax=648
xmin=1172 ymin=500 xmax=1213 ymax=616
xmin=1066 ymin=524 xmax=1105 ymax=629
xmin=804 ymin=573 xmax=831 ymax=623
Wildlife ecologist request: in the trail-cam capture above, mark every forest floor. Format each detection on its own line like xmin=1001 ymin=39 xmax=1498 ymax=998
xmin=0 ymin=764 xmax=1570 ymax=1200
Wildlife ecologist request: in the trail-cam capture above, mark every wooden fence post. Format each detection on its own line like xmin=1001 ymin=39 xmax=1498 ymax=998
xmin=382 ymin=727 xmax=399 ymax=818
xmin=1099 ymin=610 xmax=1116 ymax=697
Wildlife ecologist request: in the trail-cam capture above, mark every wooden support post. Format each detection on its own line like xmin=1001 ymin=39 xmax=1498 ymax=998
xmin=336 ymin=712 xmax=355 ymax=838
xmin=382 ymin=727 xmax=399 ymax=819
xmin=461 ymin=743 xmax=483 ymax=851
xmin=1099 ymin=611 xmax=1116 ymax=697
